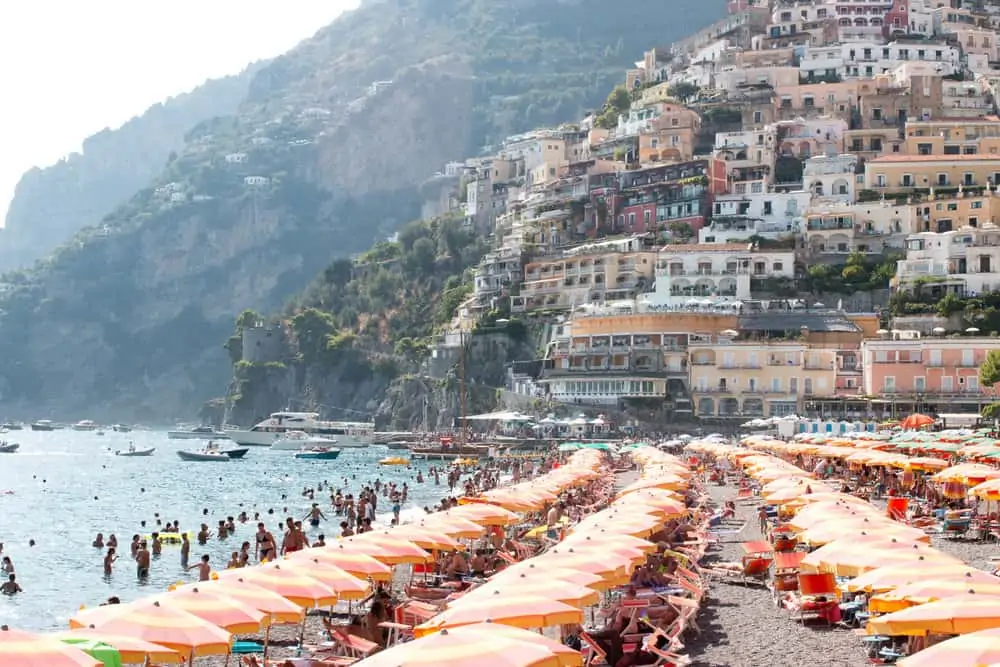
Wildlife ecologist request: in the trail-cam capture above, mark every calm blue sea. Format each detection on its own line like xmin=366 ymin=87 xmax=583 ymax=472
xmin=0 ymin=429 xmax=453 ymax=631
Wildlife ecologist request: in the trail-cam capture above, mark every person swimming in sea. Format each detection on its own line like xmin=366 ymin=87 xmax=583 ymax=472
xmin=1 ymin=574 xmax=21 ymax=595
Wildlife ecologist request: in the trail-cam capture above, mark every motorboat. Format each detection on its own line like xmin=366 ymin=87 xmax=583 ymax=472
xmin=271 ymin=430 xmax=338 ymax=451
xmin=0 ymin=443 xmax=19 ymax=453
xmin=30 ymin=420 xmax=56 ymax=432
xmin=167 ymin=425 xmax=230 ymax=440
xmin=177 ymin=449 xmax=230 ymax=461
xmin=72 ymin=420 xmax=99 ymax=432
xmin=227 ymin=411 xmax=373 ymax=447
xmin=0 ymin=422 xmax=23 ymax=431
xmin=221 ymin=446 xmax=249 ymax=459
xmin=112 ymin=424 xmax=132 ymax=433
xmin=115 ymin=446 xmax=155 ymax=457
xmin=293 ymin=448 xmax=342 ymax=460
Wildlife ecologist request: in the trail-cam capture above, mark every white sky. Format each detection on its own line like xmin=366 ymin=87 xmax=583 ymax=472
xmin=0 ymin=0 xmax=359 ymax=224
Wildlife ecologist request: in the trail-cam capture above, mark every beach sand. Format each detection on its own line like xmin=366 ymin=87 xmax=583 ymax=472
xmin=683 ymin=482 xmax=869 ymax=667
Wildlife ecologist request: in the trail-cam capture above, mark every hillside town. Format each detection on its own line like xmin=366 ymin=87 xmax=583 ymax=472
xmin=405 ymin=0 xmax=1000 ymax=427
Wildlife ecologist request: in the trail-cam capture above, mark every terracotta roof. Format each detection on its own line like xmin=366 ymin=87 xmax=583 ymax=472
xmin=869 ymin=154 xmax=1000 ymax=163
xmin=659 ymin=243 xmax=753 ymax=253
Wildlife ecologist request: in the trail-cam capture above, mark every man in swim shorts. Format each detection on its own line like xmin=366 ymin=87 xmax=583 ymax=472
xmin=135 ymin=541 xmax=151 ymax=580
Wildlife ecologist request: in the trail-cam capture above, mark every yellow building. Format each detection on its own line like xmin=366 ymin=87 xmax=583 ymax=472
xmin=688 ymin=340 xmax=837 ymax=418
xmin=911 ymin=191 xmax=1000 ymax=233
xmin=866 ymin=155 xmax=1000 ymax=194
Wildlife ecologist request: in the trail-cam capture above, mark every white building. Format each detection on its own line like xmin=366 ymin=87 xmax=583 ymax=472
xmin=244 ymin=176 xmax=270 ymax=186
xmin=715 ymin=66 xmax=801 ymax=92
xmin=803 ymin=154 xmax=859 ymax=203
xmin=700 ymin=189 xmax=811 ymax=243
xmin=800 ymin=40 xmax=960 ymax=80
xmin=636 ymin=244 xmax=796 ymax=308
xmin=225 ymin=152 xmax=248 ymax=164
xmin=896 ymin=225 xmax=1000 ymax=295
xmin=474 ymin=245 xmax=523 ymax=303
xmin=805 ymin=200 xmax=913 ymax=257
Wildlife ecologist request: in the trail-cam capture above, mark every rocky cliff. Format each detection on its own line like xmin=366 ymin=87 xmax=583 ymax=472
xmin=0 ymin=0 xmax=726 ymax=421
xmin=0 ymin=68 xmax=260 ymax=272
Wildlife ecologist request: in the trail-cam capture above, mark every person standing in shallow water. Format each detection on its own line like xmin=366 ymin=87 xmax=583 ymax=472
xmin=188 ymin=554 xmax=211 ymax=581
xmin=135 ymin=541 xmax=150 ymax=581
xmin=103 ymin=547 xmax=117 ymax=576
xmin=180 ymin=534 xmax=191 ymax=570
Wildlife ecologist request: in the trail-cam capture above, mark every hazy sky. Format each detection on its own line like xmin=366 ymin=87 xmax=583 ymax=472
xmin=0 ymin=1 xmax=360 ymax=223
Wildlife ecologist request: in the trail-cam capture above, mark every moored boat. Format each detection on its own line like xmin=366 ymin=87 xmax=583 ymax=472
xmin=0 ymin=422 xmax=23 ymax=431
xmin=293 ymin=448 xmax=342 ymax=460
xmin=221 ymin=447 xmax=249 ymax=459
xmin=0 ymin=443 xmax=19 ymax=453
xmin=271 ymin=430 xmax=338 ymax=451
xmin=115 ymin=447 xmax=155 ymax=457
xmin=226 ymin=411 xmax=373 ymax=447
xmin=30 ymin=420 xmax=56 ymax=432
xmin=112 ymin=424 xmax=132 ymax=433
xmin=177 ymin=449 xmax=230 ymax=461
xmin=72 ymin=420 xmax=99 ymax=432
xmin=167 ymin=425 xmax=229 ymax=440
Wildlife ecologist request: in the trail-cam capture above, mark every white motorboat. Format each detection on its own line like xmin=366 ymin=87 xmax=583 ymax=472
xmin=72 ymin=420 xmax=99 ymax=432
xmin=167 ymin=425 xmax=230 ymax=440
xmin=116 ymin=446 xmax=155 ymax=457
xmin=177 ymin=442 xmax=231 ymax=461
xmin=227 ymin=411 xmax=373 ymax=447
xmin=271 ymin=430 xmax=338 ymax=451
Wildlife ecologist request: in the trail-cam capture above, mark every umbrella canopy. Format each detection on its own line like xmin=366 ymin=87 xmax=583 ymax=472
xmin=353 ymin=622 xmax=582 ymax=667
xmin=56 ymin=639 xmax=122 ymax=667
xmin=848 ymin=562 xmax=991 ymax=593
xmin=447 ymin=504 xmax=520 ymax=527
xmin=220 ymin=568 xmax=338 ymax=608
xmin=456 ymin=580 xmax=600 ymax=608
xmin=414 ymin=594 xmax=582 ymax=637
xmin=374 ymin=527 xmax=464 ymax=552
xmin=871 ymin=576 xmax=1000 ymax=614
xmin=170 ymin=579 xmax=304 ymax=624
xmin=488 ymin=567 xmax=609 ymax=592
xmin=419 ymin=516 xmax=486 ymax=539
xmin=0 ymin=626 xmax=102 ymax=667
xmin=332 ymin=537 xmax=432 ymax=565
xmin=897 ymin=628 xmax=1000 ymax=667
xmin=274 ymin=559 xmax=370 ymax=600
xmin=160 ymin=587 xmax=269 ymax=634
xmin=868 ymin=593 xmax=1000 ymax=636
xmin=56 ymin=629 xmax=182 ymax=664
xmin=70 ymin=600 xmax=231 ymax=658
xmin=288 ymin=548 xmax=393 ymax=582
xmin=902 ymin=413 xmax=935 ymax=430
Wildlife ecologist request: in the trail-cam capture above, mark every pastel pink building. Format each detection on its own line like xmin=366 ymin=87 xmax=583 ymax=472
xmin=861 ymin=335 xmax=1000 ymax=413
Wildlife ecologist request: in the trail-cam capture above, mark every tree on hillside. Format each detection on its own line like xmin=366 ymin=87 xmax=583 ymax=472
xmin=668 ymin=81 xmax=700 ymax=103
xmin=981 ymin=350 xmax=1000 ymax=388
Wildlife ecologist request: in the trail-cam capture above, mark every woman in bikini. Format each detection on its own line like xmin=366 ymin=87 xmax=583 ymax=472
xmin=255 ymin=523 xmax=276 ymax=562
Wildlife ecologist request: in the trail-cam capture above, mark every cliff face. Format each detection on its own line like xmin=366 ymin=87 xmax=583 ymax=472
xmin=0 ymin=68 xmax=259 ymax=272
xmin=0 ymin=0 xmax=726 ymax=420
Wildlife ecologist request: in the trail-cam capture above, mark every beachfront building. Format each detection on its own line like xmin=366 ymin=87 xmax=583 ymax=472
xmin=861 ymin=333 xmax=1000 ymax=415
xmin=637 ymin=244 xmax=796 ymax=307
xmin=894 ymin=224 xmax=1000 ymax=297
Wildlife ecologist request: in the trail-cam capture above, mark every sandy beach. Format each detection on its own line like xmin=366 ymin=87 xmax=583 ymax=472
xmin=683 ymin=482 xmax=869 ymax=667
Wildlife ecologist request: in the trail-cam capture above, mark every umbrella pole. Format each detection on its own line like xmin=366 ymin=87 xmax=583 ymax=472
xmin=264 ymin=623 xmax=271 ymax=662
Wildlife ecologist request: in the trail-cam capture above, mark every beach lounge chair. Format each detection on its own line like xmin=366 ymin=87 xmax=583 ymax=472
xmin=704 ymin=541 xmax=773 ymax=585
xmin=322 ymin=625 xmax=381 ymax=660
xmin=782 ymin=573 xmax=840 ymax=625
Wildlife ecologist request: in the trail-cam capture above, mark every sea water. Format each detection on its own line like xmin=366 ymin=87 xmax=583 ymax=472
xmin=0 ymin=429 xmax=453 ymax=630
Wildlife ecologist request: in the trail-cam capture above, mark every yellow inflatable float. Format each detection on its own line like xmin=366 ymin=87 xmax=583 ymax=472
xmin=143 ymin=531 xmax=193 ymax=544
xmin=379 ymin=456 xmax=410 ymax=466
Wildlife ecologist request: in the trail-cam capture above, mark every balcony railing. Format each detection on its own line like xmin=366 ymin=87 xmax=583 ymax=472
xmin=719 ymin=363 xmax=763 ymax=369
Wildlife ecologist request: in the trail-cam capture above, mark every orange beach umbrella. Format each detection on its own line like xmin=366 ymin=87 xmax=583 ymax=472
xmin=353 ymin=622 xmax=582 ymax=667
xmin=415 ymin=594 xmax=582 ymax=637
xmin=868 ymin=593 xmax=1000 ymax=636
xmin=288 ymin=548 xmax=393 ymax=582
xmin=55 ymin=628 xmax=183 ymax=664
xmin=220 ymin=567 xmax=338 ymax=608
xmin=71 ymin=600 xmax=232 ymax=658
xmin=0 ymin=626 xmax=102 ymax=667
xmin=171 ymin=579 xmax=304 ymax=624
xmin=160 ymin=587 xmax=269 ymax=634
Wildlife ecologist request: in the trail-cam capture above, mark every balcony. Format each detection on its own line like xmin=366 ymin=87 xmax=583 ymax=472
xmin=803 ymin=362 xmax=834 ymax=370
xmin=719 ymin=363 xmax=763 ymax=370
xmin=806 ymin=218 xmax=854 ymax=232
